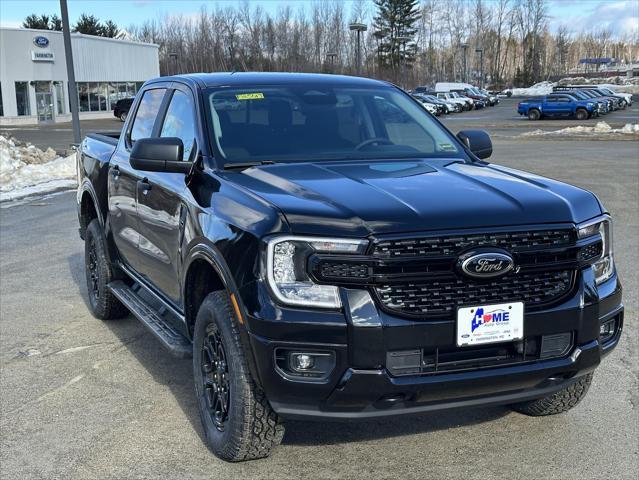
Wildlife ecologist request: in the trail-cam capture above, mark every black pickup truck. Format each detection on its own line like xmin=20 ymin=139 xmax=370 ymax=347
xmin=77 ymin=73 xmax=623 ymax=462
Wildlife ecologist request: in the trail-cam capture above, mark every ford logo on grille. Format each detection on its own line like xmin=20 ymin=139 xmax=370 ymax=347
xmin=33 ymin=36 xmax=49 ymax=48
xmin=459 ymin=250 xmax=514 ymax=279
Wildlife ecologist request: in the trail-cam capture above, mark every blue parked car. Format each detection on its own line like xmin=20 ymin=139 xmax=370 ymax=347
xmin=517 ymin=94 xmax=597 ymax=120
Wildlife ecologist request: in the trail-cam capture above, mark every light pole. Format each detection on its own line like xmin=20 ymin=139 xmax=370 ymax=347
xmin=326 ymin=52 xmax=337 ymax=73
xmin=475 ymin=48 xmax=484 ymax=88
xmin=396 ymin=36 xmax=411 ymax=89
xmin=349 ymin=23 xmax=367 ymax=75
xmin=60 ymin=0 xmax=80 ymax=144
xmin=461 ymin=43 xmax=469 ymax=83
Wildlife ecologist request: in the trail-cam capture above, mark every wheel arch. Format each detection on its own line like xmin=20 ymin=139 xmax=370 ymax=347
xmin=182 ymin=242 xmax=263 ymax=388
xmin=78 ymin=182 xmax=103 ymax=239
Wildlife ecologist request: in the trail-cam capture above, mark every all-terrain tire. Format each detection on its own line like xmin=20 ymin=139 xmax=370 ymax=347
xmin=510 ymin=373 xmax=593 ymax=416
xmin=575 ymin=108 xmax=588 ymax=121
xmin=84 ymin=219 xmax=128 ymax=320
xmin=193 ymin=291 xmax=284 ymax=462
xmin=528 ymin=109 xmax=541 ymax=120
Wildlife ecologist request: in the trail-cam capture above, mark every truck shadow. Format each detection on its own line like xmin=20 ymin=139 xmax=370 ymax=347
xmin=67 ymin=252 xmax=510 ymax=447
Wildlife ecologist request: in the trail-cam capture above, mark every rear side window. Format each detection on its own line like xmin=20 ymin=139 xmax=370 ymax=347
xmin=130 ymin=88 xmax=165 ymax=142
xmin=160 ymin=90 xmax=196 ymax=161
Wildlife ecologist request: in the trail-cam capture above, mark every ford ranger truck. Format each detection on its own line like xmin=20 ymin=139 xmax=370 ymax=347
xmin=77 ymin=73 xmax=623 ymax=462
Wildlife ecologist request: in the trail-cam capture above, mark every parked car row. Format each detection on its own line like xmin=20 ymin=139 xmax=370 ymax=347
xmin=409 ymin=82 xmax=499 ymax=116
xmin=517 ymin=86 xmax=632 ymax=121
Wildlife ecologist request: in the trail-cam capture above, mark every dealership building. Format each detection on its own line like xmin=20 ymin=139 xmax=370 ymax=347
xmin=0 ymin=27 xmax=159 ymax=125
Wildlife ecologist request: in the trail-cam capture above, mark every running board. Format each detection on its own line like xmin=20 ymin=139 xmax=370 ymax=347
xmin=108 ymin=280 xmax=192 ymax=358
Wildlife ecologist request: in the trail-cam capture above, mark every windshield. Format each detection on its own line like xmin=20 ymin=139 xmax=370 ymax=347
xmin=206 ymin=84 xmax=463 ymax=165
xmin=570 ymin=91 xmax=588 ymax=100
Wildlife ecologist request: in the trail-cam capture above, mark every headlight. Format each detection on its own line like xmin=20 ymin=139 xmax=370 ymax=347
xmin=577 ymin=216 xmax=614 ymax=285
xmin=266 ymin=236 xmax=368 ymax=308
xmin=588 ymin=102 xmax=594 ymax=107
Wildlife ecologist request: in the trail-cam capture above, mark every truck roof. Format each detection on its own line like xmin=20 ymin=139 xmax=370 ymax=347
xmin=148 ymin=72 xmax=391 ymax=89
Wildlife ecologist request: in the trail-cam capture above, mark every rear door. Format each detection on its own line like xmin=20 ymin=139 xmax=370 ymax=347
xmin=108 ymin=86 xmax=168 ymax=274
xmin=543 ymin=95 xmax=562 ymax=116
xmin=135 ymin=84 xmax=198 ymax=304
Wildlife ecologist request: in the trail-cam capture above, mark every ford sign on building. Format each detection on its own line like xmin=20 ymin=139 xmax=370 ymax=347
xmin=0 ymin=27 xmax=159 ymax=125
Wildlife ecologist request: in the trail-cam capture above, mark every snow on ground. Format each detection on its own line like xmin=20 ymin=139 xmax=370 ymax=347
xmin=512 ymin=77 xmax=639 ymax=97
xmin=0 ymin=135 xmax=77 ymax=202
xmin=520 ymin=122 xmax=639 ymax=137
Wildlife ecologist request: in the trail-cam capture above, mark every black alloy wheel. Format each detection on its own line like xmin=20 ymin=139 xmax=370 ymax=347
xmin=87 ymin=236 xmax=100 ymax=303
xmin=201 ymin=323 xmax=230 ymax=431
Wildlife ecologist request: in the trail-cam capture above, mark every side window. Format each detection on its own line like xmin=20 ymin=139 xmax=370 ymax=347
xmin=160 ymin=90 xmax=196 ymax=161
xmin=130 ymin=88 xmax=166 ymax=142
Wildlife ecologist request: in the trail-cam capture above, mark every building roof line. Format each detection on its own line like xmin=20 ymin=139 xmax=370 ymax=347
xmin=0 ymin=27 xmax=159 ymax=48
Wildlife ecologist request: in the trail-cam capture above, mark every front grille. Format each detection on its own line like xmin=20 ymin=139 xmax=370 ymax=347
xmin=318 ymin=262 xmax=368 ymax=280
xmin=375 ymin=269 xmax=574 ymax=318
xmin=373 ymin=229 xmax=573 ymax=258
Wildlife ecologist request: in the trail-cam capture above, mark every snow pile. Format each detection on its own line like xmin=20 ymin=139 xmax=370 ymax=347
xmin=511 ymin=81 xmax=554 ymax=97
xmin=0 ymin=136 xmax=76 ymax=201
xmin=521 ymin=122 xmax=639 ymax=137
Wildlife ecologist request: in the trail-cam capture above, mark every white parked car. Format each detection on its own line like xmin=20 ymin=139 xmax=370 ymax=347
xmin=437 ymin=92 xmax=473 ymax=111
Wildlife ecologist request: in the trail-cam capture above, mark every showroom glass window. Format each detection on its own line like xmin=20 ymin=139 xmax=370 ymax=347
xmin=54 ymin=82 xmax=65 ymax=115
xmin=160 ymin=90 xmax=196 ymax=161
xmin=130 ymin=88 xmax=165 ymax=142
xmin=76 ymin=82 xmax=141 ymax=112
xmin=15 ymin=82 xmax=30 ymax=116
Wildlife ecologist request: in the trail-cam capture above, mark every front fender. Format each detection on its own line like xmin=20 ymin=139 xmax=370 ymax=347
xmin=182 ymin=241 xmax=265 ymax=389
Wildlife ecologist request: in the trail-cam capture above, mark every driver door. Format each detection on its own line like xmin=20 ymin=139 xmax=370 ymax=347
xmin=108 ymin=87 xmax=167 ymax=274
xmin=135 ymin=85 xmax=198 ymax=304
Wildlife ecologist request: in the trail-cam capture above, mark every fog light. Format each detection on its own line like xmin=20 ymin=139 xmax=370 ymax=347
xmin=600 ymin=319 xmax=616 ymax=343
xmin=274 ymin=348 xmax=336 ymax=381
xmin=292 ymin=353 xmax=315 ymax=371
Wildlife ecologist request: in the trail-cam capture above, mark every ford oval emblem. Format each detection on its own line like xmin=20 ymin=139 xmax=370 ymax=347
xmin=460 ymin=251 xmax=514 ymax=279
xmin=33 ymin=36 xmax=49 ymax=48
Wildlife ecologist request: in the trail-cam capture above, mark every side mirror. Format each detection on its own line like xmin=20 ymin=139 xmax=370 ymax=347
xmin=457 ymin=130 xmax=492 ymax=159
xmin=130 ymin=137 xmax=192 ymax=173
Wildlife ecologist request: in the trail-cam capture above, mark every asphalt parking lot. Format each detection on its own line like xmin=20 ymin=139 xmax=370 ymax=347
xmin=1 ymin=99 xmax=638 ymax=479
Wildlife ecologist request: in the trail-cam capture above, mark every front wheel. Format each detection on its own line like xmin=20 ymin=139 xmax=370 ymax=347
xmin=119 ymin=111 xmax=127 ymax=122
xmin=510 ymin=373 xmax=593 ymax=416
xmin=84 ymin=219 xmax=128 ymax=320
xmin=193 ymin=291 xmax=284 ymax=462
xmin=575 ymin=108 xmax=589 ymax=121
xmin=528 ymin=109 xmax=541 ymax=121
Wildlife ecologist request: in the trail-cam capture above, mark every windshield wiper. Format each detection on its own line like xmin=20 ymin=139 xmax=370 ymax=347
xmin=223 ymin=160 xmax=275 ymax=171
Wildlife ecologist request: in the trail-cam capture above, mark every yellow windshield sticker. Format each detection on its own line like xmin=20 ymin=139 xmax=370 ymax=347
xmin=439 ymin=143 xmax=456 ymax=151
xmin=236 ymin=93 xmax=264 ymax=100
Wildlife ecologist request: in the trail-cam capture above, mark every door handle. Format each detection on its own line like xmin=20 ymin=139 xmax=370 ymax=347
xmin=110 ymin=165 xmax=120 ymax=178
xmin=137 ymin=178 xmax=152 ymax=195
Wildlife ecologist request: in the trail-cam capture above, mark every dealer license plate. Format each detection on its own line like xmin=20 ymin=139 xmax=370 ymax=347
xmin=457 ymin=302 xmax=524 ymax=347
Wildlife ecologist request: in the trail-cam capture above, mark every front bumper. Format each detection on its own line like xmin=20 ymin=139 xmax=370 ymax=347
xmin=240 ymin=268 xmax=623 ymax=420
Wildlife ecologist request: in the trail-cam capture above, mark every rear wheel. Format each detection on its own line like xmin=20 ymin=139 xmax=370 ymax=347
xmin=510 ymin=373 xmax=593 ymax=416
xmin=119 ymin=111 xmax=127 ymax=122
xmin=84 ymin=219 xmax=128 ymax=320
xmin=528 ymin=109 xmax=541 ymax=121
xmin=193 ymin=291 xmax=284 ymax=462
xmin=575 ymin=108 xmax=588 ymax=121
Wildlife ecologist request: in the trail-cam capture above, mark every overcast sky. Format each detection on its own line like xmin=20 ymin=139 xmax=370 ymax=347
xmin=1 ymin=0 xmax=637 ymax=37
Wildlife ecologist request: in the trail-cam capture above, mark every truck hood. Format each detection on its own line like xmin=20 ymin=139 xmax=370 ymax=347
xmin=227 ymin=159 xmax=602 ymax=237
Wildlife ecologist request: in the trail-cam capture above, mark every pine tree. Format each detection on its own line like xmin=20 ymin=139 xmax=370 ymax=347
xmin=373 ymin=0 xmax=421 ymax=71
xmin=50 ymin=14 xmax=63 ymax=31
xmin=73 ymin=14 xmax=103 ymax=36
xmin=22 ymin=14 xmax=51 ymax=30
xmin=101 ymin=20 xmax=119 ymax=38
